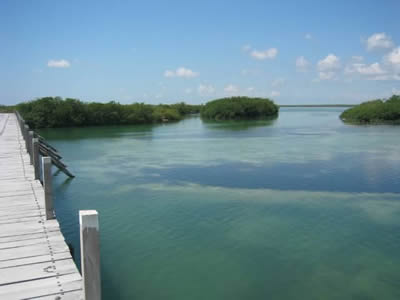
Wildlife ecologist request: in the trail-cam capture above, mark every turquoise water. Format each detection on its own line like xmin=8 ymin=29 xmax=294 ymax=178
xmin=40 ymin=108 xmax=400 ymax=300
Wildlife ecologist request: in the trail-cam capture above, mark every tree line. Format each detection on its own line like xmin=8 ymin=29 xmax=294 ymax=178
xmin=13 ymin=97 xmax=201 ymax=129
xmin=0 ymin=105 xmax=15 ymax=113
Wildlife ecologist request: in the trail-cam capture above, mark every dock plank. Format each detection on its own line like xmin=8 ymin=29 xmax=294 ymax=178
xmin=0 ymin=113 xmax=82 ymax=299
xmin=0 ymin=273 xmax=82 ymax=300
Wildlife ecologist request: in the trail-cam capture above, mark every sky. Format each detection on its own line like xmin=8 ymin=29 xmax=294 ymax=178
xmin=1 ymin=0 xmax=400 ymax=105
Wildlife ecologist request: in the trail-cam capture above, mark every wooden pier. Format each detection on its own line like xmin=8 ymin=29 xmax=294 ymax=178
xmin=0 ymin=113 xmax=100 ymax=299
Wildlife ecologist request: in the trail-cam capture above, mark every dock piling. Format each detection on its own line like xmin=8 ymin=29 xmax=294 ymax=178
xmin=23 ymin=124 xmax=29 ymax=145
xmin=42 ymin=156 xmax=54 ymax=220
xmin=28 ymin=131 xmax=34 ymax=164
xmin=32 ymin=138 xmax=40 ymax=179
xmin=80 ymin=210 xmax=101 ymax=300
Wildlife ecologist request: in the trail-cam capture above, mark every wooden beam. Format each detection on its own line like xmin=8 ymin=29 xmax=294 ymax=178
xmin=39 ymin=141 xmax=62 ymax=159
xmin=35 ymin=133 xmax=59 ymax=153
xmin=39 ymin=145 xmax=65 ymax=165
xmin=38 ymin=147 xmax=75 ymax=178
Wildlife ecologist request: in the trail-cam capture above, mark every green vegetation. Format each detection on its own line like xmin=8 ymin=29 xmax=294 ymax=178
xmin=15 ymin=97 xmax=201 ymax=129
xmin=340 ymin=95 xmax=400 ymax=124
xmin=201 ymin=97 xmax=279 ymax=120
xmin=0 ymin=105 xmax=15 ymax=113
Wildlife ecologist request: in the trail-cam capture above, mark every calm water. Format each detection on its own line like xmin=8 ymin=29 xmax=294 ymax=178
xmin=40 ymin=108 xmax=400 ymax=300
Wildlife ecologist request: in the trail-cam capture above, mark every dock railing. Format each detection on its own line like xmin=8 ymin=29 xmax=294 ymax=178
xmin=15 ymin=112 xmax=101 ymax=300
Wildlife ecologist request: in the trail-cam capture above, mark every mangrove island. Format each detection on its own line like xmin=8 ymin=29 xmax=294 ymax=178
xmin=200 ymin=96 xmax=279 ymax=120
xmin=340 ymin=95 xmax=400 ymax=124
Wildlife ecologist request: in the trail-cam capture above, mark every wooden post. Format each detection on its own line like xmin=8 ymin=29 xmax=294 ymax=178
xmin=80 ymin=210 xmax=101 ymax=300
xmin=20 ymin=120 xmax=25 ymax=137
xmin=42 ymin=157 xmax=54 ymax=220
xmin=32 ymin=138 xmax=40 ymax=180
xmin=21 ymin=121 xmax=25 ymax=139
xmin=24 ymin=125 xmax=29 ymax=150
xmin=28 ymin=131 xmax=34 ymax=164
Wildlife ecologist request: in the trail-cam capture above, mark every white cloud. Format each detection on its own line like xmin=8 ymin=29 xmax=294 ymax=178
xmin=198 ymin=84 xmax=215 ymax=95
xmin=185 ymin=88 xmax=193 ymax=94
xmin=272 ymin=78 xmax=285 ymax=87
xmin=296 ymin=56 xmax=309 ymax=71
xmin=318 ymin=72 xmax=336 ymax=80
xmin=344 ymin=48 xmax=400 ymax=81
xmin=366 ymin=33 xmax=394 ymax=51
xmin=385 ymin=47 xmax=400 ymax=66
xmin=317 ymin=54 xmax=340 ymax=80
xmin=224 ymin=84 xmax=239 ymax=94
xmin=270 ymin=91 xmax=280 ymax=97
xmin=247 ymin=87 xmax=255 ymax=92
xmin=164 ymin=67 xmax=198 ymax=78
xmin=250 ymin=48 xmax=278 ymax=60
xmin=345 ymin=62 xmax=386 ymax=76
xmin=305 ymin=33 xmax=312 ymax=40
xmin=47 ymin=59 xmax=70 ymax=68
xmin=392 ymin=88 xmax=400 ymax=95
xmin=369 ymin=74 xmax=400 ymax=81
xmin=318 ymin=54 xmax=341 ymax=71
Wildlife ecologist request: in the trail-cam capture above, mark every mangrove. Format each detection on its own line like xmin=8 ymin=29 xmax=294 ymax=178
xmin=340 ymin=95 xmax=400 ymax=124
xmin=201 ymin=97 xmax=279 ymax=120
xmin=12 ymin=97 xmax=202 ymax=129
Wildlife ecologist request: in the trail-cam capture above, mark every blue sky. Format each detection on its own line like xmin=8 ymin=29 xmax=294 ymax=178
xmin=1 ymin=0 xmax=400 ymax=105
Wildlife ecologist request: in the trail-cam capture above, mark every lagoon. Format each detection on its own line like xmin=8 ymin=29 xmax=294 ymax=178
xmin=40 ymin=107 xmax=400 ymax=300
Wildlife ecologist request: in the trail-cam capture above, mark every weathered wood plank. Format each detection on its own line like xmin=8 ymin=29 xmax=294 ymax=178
xmin=0 ymin=273 xmax=82 ymax=300
xmin=0 ymin=258 xmax=80 ymax=285
xmin=0 ymin=114 xmax=82 ymax=299
xmin=0 ymin=215 xmax=45 ymax=225
xmin=0 ymin=219 xmax=60 ymax=238
xmin=0 ymin=229 xmax=62 ymax=244
xmin=0 ymin=240 xmax=70 ymax=261
xmin=0 ymin=230 xmax=64 ymax=245
xmin=0 ymin=251 xmax=71 ymax=269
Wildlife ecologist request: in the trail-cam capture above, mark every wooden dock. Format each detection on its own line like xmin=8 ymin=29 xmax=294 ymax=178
xmin=0 ymin=113 xmax=84 ymax=299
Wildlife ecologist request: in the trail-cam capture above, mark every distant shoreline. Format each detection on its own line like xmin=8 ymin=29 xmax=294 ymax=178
xmin=279 ymin=104 xmax=355 ymax=108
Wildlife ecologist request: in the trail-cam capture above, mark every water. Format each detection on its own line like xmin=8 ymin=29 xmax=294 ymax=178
xmin=39 ymin=108 xmax=400 ymax=300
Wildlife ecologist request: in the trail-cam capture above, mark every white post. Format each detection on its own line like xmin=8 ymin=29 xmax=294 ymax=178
xmin=28 ymin=131 xmax=34 ymax=164
xmin=20 ymin=120 xmax=25 ymax=138
xmin=24 ymin=125 xmax=29 ymax=150
xmin=42 ymin=157 xmax=54 ymax=220
xmin=80 ymin=210 xmax=101 ymax=300
xmin=33 ymin=138 xmax=40 ymax=180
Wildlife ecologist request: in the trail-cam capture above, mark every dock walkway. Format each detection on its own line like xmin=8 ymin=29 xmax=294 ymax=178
xmin=0 ymin=113 xmax=83 ymax=299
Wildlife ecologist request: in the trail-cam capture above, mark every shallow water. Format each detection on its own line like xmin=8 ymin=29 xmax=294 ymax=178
xmin=40 ymin=108 xmax=400 ymax=300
